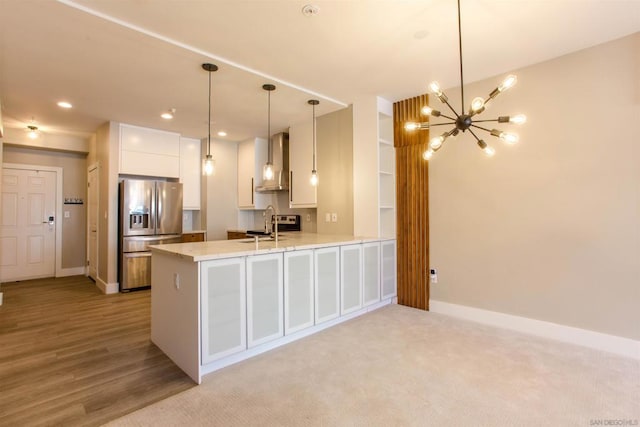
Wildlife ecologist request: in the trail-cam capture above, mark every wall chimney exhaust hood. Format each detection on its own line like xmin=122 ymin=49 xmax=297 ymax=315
xmin=255 ymin=132 xmax=289 ymax=192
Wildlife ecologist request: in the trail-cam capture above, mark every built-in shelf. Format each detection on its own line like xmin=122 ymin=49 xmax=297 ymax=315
xmin=377 ymin=98 xmax=396 ymax=239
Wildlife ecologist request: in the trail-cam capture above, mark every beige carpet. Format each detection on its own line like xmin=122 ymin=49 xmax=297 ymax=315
xmin=107 ymin=304 xmax=639 ymax=426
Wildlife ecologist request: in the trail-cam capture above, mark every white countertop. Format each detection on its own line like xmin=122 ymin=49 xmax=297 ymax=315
xmin=150 ymin=233 xmax=389 ymax=262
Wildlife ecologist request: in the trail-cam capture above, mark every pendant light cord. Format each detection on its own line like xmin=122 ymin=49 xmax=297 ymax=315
xmin=207 ymin=69 xmax=211 ymax=156
xmin=312 ymin=103 xmax=316 ymax=169
xmin=457 ymin=0 xmax=464 ymax=112
xmin=268 ymin=90 xmax=272 ymax=163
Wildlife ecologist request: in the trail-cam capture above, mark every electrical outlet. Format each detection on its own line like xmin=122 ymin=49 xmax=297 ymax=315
xmin=64 ymin=211 xmax=70 ymax=218
xmin=430 ymin=268 xmax=438 ymax=284
xmin=306 ymin=214 xmax=311 ymax=222
xmin=331 ymin=213 xmax=338 ymax=222
xmin=173 ymin=273 xmax=180 ymax=289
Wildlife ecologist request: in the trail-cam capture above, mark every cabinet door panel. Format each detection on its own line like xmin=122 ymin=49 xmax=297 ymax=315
xmin=381 ymin=240 xmax=397 ymax=299
xmin=340 ymin=244 xmax=362 ymax=315
xmin=247 ymin=253 xmax=283 ymax=347
xmin=363 ymin=242 xmax=380 ymax=306
xmin=315 ymin=247 xmax=340 ymax=324
xmin=284 ymin=250 xmax=314 ymax=334
xmin=180 ymin=137 xmax=201 ymax=210
xmin=201 ymin=258 xmax=246 ymax=364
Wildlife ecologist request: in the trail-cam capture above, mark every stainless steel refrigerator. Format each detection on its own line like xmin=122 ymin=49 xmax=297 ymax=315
xmin=119 ymin=179 xmax=183 ymax=291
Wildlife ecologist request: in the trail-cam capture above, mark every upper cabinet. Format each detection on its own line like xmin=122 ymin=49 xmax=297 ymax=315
xmin=288 ymin=122 xmax=317 ymax=208
xmin=119 ymin=124 xmax=180 ymax=178
xmin=237 ymin=137 xmax=269 ymax=210
xmin=180 ymin=137 xmax=201 ymax=210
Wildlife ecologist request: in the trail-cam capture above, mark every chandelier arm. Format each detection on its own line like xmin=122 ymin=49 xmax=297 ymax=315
xmin=439 ymin=113 xmax=458 ymax=121
xmin=427 ymin=121 xmax=457 ymax=127
xmin=471 ymin=119 xmax=501 ymax=123
xmin=467 ymin=127 xmax=483 ymax=142
xmin=457 ymin=0 xmax=464 ymax=111
xmin=441 ymin=97 xmax=461 ymax=118
xmin=470 ymin=123 xmax=493 ymax=133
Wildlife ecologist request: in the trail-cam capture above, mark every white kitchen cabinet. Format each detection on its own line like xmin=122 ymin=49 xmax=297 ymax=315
xmin=288 ymin=122 xmax=316 ymax=208
xmin=201 ymin=257 xmax=246 ymax=364
xmin=284 ymin=250 xmax=314 ymax=335
xmin=120 ymin=123 xmax=180 ymax=178
xmin=340 ymin=244 xmax=362 ymax=315
xmin=314 ymin=246 xmax=340 ymax=324
xmin=247 ymin=253 xmax=283 ymax=347
xmin=362 ymin=241 xmax=381 ymax=306
xmin=180 ymin=137 xmax=201 ymax=210
xmin=381 ymin=239 xmax=397 ymax=300
xmin=237 ymin=137 xmax=269 ymax=210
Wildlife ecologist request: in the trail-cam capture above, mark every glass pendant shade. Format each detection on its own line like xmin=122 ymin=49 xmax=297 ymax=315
xmin=310 ymin=170 xmax=318 ymax=186
xmin=263 ymin=162 xmax=274 ymax=180
xmin=203 ymin=155 xmax=215 ymax=176
xmin=27 ymin=125 xmax=39 ymax=139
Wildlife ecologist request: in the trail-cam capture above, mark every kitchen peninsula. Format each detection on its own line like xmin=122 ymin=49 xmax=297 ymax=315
xmin=150 ymin=234 xmax=396 ymax=383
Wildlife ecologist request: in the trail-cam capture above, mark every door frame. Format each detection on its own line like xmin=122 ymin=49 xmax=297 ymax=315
xmin=2 ymin=163 xmax=63 ymax=278
xmin=86 ymin=162 xmax=99 ymax=280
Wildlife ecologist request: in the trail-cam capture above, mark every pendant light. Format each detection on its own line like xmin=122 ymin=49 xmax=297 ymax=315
xmin=404 ymin=0 xmax=525 ymax=159
xmin=262 ymin=84 xmax=276 ymax=181
xmin=202 ymin=63 xmax=218 ymax=176
xmin=308 ymin=99 xmax=319 ymax=186
xmin=26 ymin=117 xmax=40 ymax=139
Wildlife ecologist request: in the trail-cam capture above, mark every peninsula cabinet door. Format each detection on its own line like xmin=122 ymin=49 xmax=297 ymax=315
xmin=247 ymin=253 xmax=284 ymax=347
xmin=362 ymin=242 xmax=381 ymax=307
xmin=284 ymin=250 xmax=314 ymax=335
xmin=381 ymin=240 xmax=397 ymax=300
xmin=340 ymin=244 xmax=363 ymax=315
xmin=201 ymin=258 xmax=246 ymax=364
xmin=314 ymin=246 xmax=340 ymax=324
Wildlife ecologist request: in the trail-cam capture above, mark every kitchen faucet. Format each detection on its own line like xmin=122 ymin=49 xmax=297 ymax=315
xmin=264 ymin=205 xmax=278 ymax=243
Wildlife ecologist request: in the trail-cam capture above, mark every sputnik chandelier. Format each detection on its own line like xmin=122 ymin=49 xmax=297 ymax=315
xmin=405 ymin=0 xmax=525 ymax=159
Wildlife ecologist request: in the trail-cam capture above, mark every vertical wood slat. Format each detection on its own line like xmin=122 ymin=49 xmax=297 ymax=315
xmin=393 ymin=95 xmax=430 ymax=310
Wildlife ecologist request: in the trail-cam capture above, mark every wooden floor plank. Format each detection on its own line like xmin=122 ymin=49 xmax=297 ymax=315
xmin=0 ymin=275 xmax=195 ymax=426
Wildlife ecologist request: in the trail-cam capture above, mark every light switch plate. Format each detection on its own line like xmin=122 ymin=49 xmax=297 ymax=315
xmin=331 ymin=213 xmax=338 ymax=222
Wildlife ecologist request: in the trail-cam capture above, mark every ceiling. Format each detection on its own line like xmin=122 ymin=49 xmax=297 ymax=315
xmin=0 ymin=0 xmax=638 ymax=143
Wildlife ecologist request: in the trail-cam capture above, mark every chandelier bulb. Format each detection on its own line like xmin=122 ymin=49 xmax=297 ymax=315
xmin=509 ymin=114 xmax=527 ymax=125
xmin=429 ymin=81 xmax=442 ymax=96
xmin=423 ymin=148 xmax=434 ymax=160
xmin=430 ymin=135 xmax=444 ymax=150
xmin=470 ymin=97 xmax=486 ymax=113
xmin=483 ymin=146 xmax=496 ymax=157
xmin=405 ymin=122 xmax=419 ymax=131
xmin=498 ymin=75 xmax=517 ymax=93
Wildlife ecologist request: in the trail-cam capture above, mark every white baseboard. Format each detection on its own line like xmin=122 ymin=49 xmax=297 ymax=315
xmin=57 ymin=266 xmax=86 ymax=277
xmin=96 ymin=277 xmax=119 ymax=294
xmin=429 ymin=300 xmax=640 ymax=360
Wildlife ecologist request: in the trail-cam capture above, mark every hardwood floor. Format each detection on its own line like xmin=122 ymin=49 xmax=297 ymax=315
xmin=0 ymin=276 xmax=195 ymax=426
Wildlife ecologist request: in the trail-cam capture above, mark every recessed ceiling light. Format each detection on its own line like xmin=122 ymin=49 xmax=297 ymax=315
xmin=301 ymin=4 xmax=319 ymax=16
xmin=161 ymin=108 xmax=176 ymax=120
xmin=57 ymin=101 xmax=73 ymax=109
xmin=217 ymin=131 xmax=227 ymax=137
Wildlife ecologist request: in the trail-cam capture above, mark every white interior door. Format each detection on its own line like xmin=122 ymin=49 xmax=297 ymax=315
xmin=87 ymin=166 xmax=98 ymax=280
xmin=1 ymin=167 xmax=56 ymax=282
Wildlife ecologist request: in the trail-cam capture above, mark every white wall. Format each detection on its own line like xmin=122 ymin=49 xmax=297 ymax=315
xmin=205 ymin=138 xmax=240 ymax=240
xmin=429 ymin=34 xmax=639 ymax=340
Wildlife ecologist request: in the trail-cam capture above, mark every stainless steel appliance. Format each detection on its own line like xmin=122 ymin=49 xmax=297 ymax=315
xmin=119 ymin=179 xmax=183 ymax=291
xmin=246 ymin=214 xmax=301 ymax=236
xmin=255 ymin=132 xmax=289 ymax=192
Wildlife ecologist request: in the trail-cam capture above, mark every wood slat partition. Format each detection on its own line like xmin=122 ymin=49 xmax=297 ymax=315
xmin=393 ymin=94 xmax=430 ymax=310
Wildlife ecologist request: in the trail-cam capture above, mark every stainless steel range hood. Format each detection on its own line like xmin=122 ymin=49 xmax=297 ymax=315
xmin=255 ymin=132 xmax=289 ymax=192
